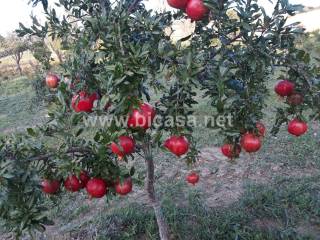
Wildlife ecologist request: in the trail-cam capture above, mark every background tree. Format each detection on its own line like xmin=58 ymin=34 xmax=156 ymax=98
xmin=1 ymin=33 xmax=29 ymax=75
xmin=29 ymin=37 xmax=55 ymax=104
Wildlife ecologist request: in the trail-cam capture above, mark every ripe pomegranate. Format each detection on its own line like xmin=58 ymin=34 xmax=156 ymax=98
xmin=115 ymin=178 xmax=133 ymax=196
xmin=79 ymin=170 xmax=90 ymax=188
xmin=110 ymin=136 xmax=135 ymax=158
xmin=46 ymin=74 xmax=60 ymax=88
xmin=127 ymin=103 xmax=156 ymax=130
xmin=41 ymin=179 xmax=60 ymax=194
xmin=86 ymin=178 xmax=107 ymax=198
xmin=287 ymin=93 xmax=304 ymax=106
xmin=186 ymin=172 xmax=199 ymax=185
xmin=256 ymin=122 xmax=266 ymax=137
xmin=167 ymin=0 xmax=189 ymax=9
xmin=64 ymin=175 xmax=81 ymax=192
xmin=186 ymin=0 xmax=209 ymax=21
xmin=89 ymin=92 xmax=101 ymax=102
xmin=71 ymin=91 xmax=96 ymax=113
xmin=240 ymin=133 xmax=262 ymax=153
xmin=164 ymin=136 xmax=189 ymax=157
xmin=221 ymin=144 xmax=241 ymax=159
xmin=274 ymin=80 xmax=295 ymax=97
xmin=288 ymin=119 xmax=308 ymax=137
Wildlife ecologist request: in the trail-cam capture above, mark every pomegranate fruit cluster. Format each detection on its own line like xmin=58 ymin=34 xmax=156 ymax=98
xmin=167 ymin=0 xmax=209 ymax=21
xmin=42 ymin=171 xmax=133 ymax=198
xmin=44 ymin=73 xmax=199 ymax=192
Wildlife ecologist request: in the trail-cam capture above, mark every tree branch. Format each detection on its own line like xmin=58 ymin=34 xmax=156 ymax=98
xmin=212 ymin=33 xmax=243 ymax=57
xmin=117 ymin=22 xmax=125 ymax=56
xmin=246 ymin=0 xmax=252 ymax=11
xmin=128 ymin=0 xmax=142 ymax=14
xmin=28 ymin=147 xmax=92 ymax=162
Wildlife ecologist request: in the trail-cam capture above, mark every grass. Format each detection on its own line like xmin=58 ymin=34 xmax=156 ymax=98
xmin=0 ymin=76 xmax=46 ymax=133
xmin=39 ymin=176 xmax=319 ymax=240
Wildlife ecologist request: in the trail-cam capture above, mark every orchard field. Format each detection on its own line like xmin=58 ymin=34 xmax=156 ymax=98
xmin=1 ymin=32 xmax=320 ymax=239
xmin=1 ymin=0 xmax=320 ymax=240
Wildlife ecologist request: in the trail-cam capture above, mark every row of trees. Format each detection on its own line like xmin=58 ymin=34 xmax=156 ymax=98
xmin=0 ymin=0 xmax=320 ymax=239
xmin=0 ymin=33 xmax=64 ymax=76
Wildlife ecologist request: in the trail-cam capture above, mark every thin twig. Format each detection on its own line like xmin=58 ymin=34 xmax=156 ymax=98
xmin=118 ymin=23 xmax=125 ymax=56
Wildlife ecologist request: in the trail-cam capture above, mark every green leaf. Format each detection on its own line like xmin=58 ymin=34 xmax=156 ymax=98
xmin=130 ymin=167 xmax=135 ymax=176
xmin=27 ymin=128 xmax=37 ymax=137
xmin=75 ymin=128 xmax=84 ymax=137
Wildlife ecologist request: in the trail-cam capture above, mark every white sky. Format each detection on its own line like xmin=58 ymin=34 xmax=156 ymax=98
xmin=0 ymin=0 xmax=319 ymax=36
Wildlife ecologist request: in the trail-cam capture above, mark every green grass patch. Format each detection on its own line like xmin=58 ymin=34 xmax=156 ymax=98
xmin=0 ymin=76 xmax=46 ymax=132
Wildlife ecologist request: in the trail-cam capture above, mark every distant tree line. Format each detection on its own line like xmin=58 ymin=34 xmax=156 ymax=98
xmin=0 ymin=33 xmax=64 ymax=76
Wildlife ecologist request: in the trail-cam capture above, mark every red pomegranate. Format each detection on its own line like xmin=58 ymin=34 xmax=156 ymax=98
xmin=288 ymin=119 xmax=308 ymax=137
xmin=115 ymin=178 xmax=133 ymax=196
xmin=186 ymin=0 xmax=209 ymax=21
xmin=164 ymin=136 xmax=189 ymax=157
xmin=79 ymin=170 xmax=90 ymax=188
xmin=287 ymin=93 xmax=304 ymax=106
xmin=186 ymin=172 xmax=199 ymax=185
xmin=221 ymin=144 xmax=241 ymax=159
xmin=41 ymin=179 xmax=60 ymax=194
xmin=64 ymin=175 xmax=81 ymax=192
xmin=274 ymin=80 xmax=295 ymax=97
xmin=167 ymin=0 xmax=189 ymax=9
xmin=71 ymin=91 xmax=96 ymax=113
xmin=240 ymin=133 xmax=262 ymax=153
xmin=89 ymin=92 xmax=101 ymax=102
xmin=127 ymin=103 xmax=156 ymax=130
xmin=256 ymin=122 xmax=266 ymax=137
xmin=46 ymin=74 xmax=60 ymax=88
xmin=110 ymin=136 xmax=135 ymax=158
xmin=86 ymin=178 xmax=107 ymax=198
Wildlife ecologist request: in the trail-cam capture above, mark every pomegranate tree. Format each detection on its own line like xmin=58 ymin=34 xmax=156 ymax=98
xmin=0 ymin=0 xmax=319 ymax=239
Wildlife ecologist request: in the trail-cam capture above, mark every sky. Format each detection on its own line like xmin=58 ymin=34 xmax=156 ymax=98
xmin=0 ymin=0 xmax=319 ymax=36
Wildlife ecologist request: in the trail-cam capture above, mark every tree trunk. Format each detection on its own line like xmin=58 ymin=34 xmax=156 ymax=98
xmin=143 ymin=135 xmax=170 ymax=240
xmin=12 ymin=52 xmax=23 ymax=75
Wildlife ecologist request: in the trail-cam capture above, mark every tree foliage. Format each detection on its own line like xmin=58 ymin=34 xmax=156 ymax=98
xmin=0 ymin=0 xmax=319 ymax=238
